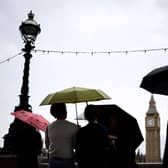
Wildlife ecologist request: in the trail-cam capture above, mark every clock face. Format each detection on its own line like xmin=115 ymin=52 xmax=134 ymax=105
xmin=147 ymin=118 xmax=155 ymax=127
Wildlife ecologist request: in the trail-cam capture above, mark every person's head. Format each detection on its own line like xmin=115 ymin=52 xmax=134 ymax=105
xmin=84 ymin=105 xmax=100 ymax=122
xmin=108 ymin=116 xmax=119 ymax=131
xmin=50 ymin=103 xmax=67 ymax=119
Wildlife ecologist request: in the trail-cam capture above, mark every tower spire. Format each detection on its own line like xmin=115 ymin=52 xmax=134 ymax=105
xmin=147 ymin=94 xmax=158 ymax=114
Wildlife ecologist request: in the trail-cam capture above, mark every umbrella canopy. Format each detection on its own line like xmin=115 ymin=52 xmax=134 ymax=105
xmin=40 ymin=86 xmax=111 ymax=105
xmin=80 ymin=104 xmax=143 ymax=149
xmin=140 ymin=65 xmax=168 ymax=95
xmin=40 ymin=86 xmax=111 ymax=125
xmin=11 ymin=110 xmax=50 ymax=131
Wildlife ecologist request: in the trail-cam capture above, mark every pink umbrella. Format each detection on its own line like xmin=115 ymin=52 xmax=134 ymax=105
xmin=11 ymin=110 xmax=49 ymax=131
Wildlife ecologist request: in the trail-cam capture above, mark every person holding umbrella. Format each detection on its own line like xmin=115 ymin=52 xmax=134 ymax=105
xmin=16 ymin=123 xmax=42 ymax=168
xmin=76 ymin=105 xmax=108 ymax=168
xmin=45 ymin=103 xmax=79 ymax=168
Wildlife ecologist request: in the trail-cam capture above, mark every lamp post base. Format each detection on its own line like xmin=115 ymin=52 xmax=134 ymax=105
xmin=2 ymin=102 xmax=32 ymax=154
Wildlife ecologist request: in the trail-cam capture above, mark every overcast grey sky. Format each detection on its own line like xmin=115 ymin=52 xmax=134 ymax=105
xmin=1 ymin=0 xmax=168 ymax=157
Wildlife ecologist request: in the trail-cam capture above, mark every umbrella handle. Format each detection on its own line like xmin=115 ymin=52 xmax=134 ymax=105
xmin=75 ymin=103 xmax=79 ymax=126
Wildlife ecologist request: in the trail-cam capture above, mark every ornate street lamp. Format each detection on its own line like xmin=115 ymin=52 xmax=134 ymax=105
xmin=17 ymin=10 xmax=41 ymax=112
xmin=3 ymin=11 xmax=41 ymax=153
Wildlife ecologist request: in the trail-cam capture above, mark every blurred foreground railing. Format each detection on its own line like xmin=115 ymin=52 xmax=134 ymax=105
xmin=0 ymin=155 xmax=163 ymax=168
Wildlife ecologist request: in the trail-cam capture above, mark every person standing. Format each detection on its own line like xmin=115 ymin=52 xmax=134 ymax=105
xmin=45 ymin=103 xmax=79 ymax=168
xmin=106 ymin=116 xmax=120 ymax=168
xmin=16 ymin=123 xmax=42 ymax=168
xmin=76 ymin=105 xmax=108 ymax=168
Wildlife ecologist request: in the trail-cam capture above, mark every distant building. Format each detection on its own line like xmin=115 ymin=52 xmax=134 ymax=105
xmin=136 ymin=149 xmax=146 ymax=162
xmin=145 ymin=95 xmax=160 ymax=162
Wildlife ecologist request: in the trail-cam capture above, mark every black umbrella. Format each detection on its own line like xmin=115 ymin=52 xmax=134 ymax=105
xmin=90 ymin=104 xmax=144 ymax=149
xmin=140 ymin=65 xmax=168 ymax=95
xmin=84 ymin=104 xmax=144 ymax=168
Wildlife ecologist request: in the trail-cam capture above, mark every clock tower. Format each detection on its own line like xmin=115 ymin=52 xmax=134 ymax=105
xmin=145 ymin=95 xmax=160 ymax=162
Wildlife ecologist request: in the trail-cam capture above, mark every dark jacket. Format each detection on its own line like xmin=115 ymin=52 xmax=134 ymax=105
xmin=76 ymin=122 xmax=108 ymax=168
xmin=16 ymin=125 xmax=42 ymax=168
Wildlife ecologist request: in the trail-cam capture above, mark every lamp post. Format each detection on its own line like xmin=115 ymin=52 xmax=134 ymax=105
xmin=17 ymin=10 xmax=41 ymax=111
xmin=3 ymin=11 xmax=41 ymax=153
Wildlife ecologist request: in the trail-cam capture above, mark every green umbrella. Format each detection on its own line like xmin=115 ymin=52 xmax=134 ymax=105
xmin=40 ymin=86 xmax=111 ymax=124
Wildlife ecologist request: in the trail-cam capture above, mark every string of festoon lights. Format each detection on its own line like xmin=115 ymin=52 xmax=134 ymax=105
xmin=34 ymin=47 xmax=168 ymax=55
xmin=1 ymin=47 xmax=168 ymax=65
xmin=0 ymin=51 xmax=23 ymax=64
